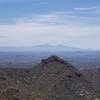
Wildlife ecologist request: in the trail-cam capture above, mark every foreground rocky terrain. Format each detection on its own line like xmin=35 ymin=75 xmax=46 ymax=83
xmin=0 ymin=56 xmax=99 ymax=100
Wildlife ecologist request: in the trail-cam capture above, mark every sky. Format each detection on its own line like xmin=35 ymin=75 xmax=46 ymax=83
xmin=0 ymin=0 xmax=100 ymax=49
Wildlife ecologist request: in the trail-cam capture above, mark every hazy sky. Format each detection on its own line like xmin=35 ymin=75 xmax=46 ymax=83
xmin=0 ymin=0 xmax=100 ymax=49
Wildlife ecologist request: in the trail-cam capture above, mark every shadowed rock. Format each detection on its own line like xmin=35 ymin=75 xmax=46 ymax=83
xmin=41 ymin=55 xmax=68 ymax=65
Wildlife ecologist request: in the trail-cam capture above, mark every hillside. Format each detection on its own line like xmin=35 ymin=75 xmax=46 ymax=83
xmin=82 ymin=68 xmax=100 ymax=98
xmin=0 ymin=56 xmax=97 ymax=100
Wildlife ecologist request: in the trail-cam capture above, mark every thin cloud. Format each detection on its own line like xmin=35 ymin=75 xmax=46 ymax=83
xmin=0 ymin=11 xmax=100 ymax=49
xmin=74 ymin=7 xmax=93 ymax=11
xmin=74 ymin=6 xmax=100 ymax=11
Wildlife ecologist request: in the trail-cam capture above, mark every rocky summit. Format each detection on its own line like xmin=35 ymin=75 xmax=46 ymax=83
xmin=0 ymin=56 xmax=97 ymax=100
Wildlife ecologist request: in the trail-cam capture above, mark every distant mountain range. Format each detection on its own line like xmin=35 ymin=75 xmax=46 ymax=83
xmin=0 ymin=44 xmax=86 ymax=52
